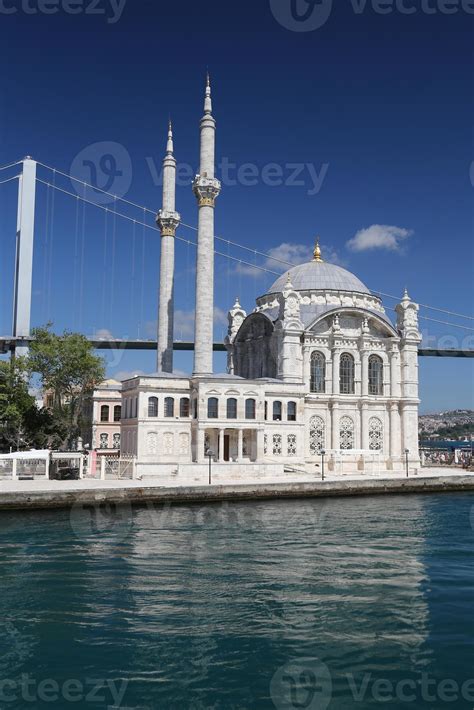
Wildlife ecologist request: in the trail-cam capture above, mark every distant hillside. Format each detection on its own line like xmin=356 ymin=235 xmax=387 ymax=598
xmin=420 ymin=410 xmax=474 ymax=440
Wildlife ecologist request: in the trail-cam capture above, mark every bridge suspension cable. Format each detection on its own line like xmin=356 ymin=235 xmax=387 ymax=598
xmin=32 ymin=163 xmax=474 ymax=327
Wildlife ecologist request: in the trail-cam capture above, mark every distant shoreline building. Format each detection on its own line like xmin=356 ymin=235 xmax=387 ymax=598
xmin=121 ymin=78 xmax=422 ymax=479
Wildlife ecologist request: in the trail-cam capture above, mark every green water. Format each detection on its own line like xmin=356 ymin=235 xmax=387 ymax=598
xmin=0 ymin=493 xmax=473 ymax=709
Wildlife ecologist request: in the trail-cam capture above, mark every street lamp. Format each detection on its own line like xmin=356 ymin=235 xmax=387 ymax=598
xmin=321 ymin=449 xmax=326 ymax=481
xmin=206 ymin=449 xmax=214 ymax=485
xmin=405 ymin=449 xmax=410 ymax=478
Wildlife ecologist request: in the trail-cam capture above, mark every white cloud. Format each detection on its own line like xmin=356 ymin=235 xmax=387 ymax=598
xmin=94 ymin=328 xmax=114 ymax=339
xmin=235 ymin=241 xmax=346 ymax=278
xmin=347 ymin=225 xmax=413 ymax=253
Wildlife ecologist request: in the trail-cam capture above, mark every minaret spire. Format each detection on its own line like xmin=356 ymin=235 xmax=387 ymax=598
xmin=156 ymin=121 xmax=181 ymax=373
xmin=192 ymin=74 xmax=222 ymax=375
xmin=166 ymin=119 xmax=174 ymax=155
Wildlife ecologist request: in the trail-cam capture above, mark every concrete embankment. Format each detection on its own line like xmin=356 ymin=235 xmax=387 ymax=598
xmin=0 ymin=474 xmax=473 ymax=511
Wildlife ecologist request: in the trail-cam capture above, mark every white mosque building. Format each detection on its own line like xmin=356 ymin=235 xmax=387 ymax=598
xmin=120 ymin=78 xmax=422 ymax=480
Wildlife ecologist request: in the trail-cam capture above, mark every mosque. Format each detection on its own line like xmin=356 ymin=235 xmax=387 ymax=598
xmin=120 ymin=78 xmax=422 ymax=480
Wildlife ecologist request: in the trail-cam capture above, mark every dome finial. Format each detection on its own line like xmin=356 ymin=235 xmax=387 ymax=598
xmin=313 ymin=238 xmax=324 ymax=263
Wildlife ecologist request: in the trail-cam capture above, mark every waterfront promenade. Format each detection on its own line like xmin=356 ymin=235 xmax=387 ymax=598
xmin=0 ymin=469 xmax=473 ymax=511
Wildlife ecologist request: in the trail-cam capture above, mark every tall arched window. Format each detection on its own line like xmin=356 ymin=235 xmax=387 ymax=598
xmin=309 ymin=416 xmax=325 ymax=455
xmin=208 ymin=397 xmax=219 ymax=419
xmin=287 ymin=401 xmax=297 ymax=422
xmin=369 ymin=417 xmax=383 ymax=451
xmin=340 ymin=416 xmax=355 ymax=450
xmin=310 ymin=352 xmax=326 ymax=393
xmin=273 ymin=401 xmax=282 ymax=421
xmin=100 ymin=405 xmax=109 ymax=422
xmin=227 ymin=398 xmax=237 ymax=419
xmin=368 ymin=355 xmax=384 ymax=396
xmin=164 ymin=397 xmax=175 ymax=418
xmin=114 ymin=405 xmax=121 ymax=422
xmin=340 ymin=353 xmax=355 ymax=395
xmin=245 ymin=399 xmax=256 ymax=420
xmin=180 ymin=398 xmax=190 ymax=418
xmin=148 ymin=397 xmax=158 ymax=418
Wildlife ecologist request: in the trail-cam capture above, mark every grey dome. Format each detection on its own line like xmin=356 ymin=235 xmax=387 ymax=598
xmin=268 ymin=261 xmax=370 ymax=295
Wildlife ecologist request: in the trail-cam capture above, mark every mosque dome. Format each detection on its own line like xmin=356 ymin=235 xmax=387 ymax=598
xmin=267 ymin=241 xmax=370 ymax=295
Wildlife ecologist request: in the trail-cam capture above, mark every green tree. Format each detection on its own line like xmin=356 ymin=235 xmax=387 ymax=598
xmin=28 ymin=326 xmax=105 ymax=450
xmin=0 ymin=358 xmax=59 ymax=452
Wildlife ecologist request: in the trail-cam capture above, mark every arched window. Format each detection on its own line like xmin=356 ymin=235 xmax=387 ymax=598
xmin=310 ymin=352 xmax=326 ymax=393
xmin=368 ymin=355 xmax=384 ymax=396
xmin=180 ymin=398 xmax=190 ymax=418
xmin=227 ymin=398 xmax=237 ymax=419
xmin=340 ymin=416 xmax=355 ymax=450
xmin=273 ymin=401 xmax=282 ymax=421
xmin=114 ymin=405 xmax=121 ymax=422
xmin=309 ymin=416 xmax=325 ymax=455
xmin=369 ymin=417 xmax=383 ymax=451
xmin=148 ymin=397 xmax=158 ymax=418
xmin=287 ymin=401 xmax=297 ymax=422
xmin=245 ymin=399 xmax=256 ymax=420
xmin=340 ymin=353 xmax=355 ymax=395
xmin=100 ymin=405 xmax=109 ymax=423
xmin=164 ymin=397 xmax=175 ymax=418
xmin=208 ymin=397 xmax=219 ymax=419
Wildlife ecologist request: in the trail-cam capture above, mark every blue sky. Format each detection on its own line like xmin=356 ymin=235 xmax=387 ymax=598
xmin=0 ymin=0 xmax=473 ymax=413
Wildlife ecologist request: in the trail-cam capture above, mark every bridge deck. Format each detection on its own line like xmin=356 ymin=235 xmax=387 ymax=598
xmin=1 ymin=338 xmax=473 ymax=358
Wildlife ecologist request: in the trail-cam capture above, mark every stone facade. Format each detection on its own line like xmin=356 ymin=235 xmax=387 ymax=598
xmin=124 ymin=79 xmax=422 ymax=480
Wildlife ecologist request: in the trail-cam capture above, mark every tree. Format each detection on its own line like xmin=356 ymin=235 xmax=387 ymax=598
xmin=28 ymin=326 xmax=106 ymax=450
xmin=0 ymin=358 xmax=60 ymax=452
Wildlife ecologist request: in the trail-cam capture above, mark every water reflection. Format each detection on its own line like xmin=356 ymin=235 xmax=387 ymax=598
xmin=0 ymin=494 xmax=472 ymax=708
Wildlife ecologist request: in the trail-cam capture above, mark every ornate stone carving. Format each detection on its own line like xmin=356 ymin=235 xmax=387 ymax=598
xmin=395 ymin=290 xmax=422 ymax=342
xmin=287 ymin=434 xmax=297 ymax=456
xmin=156 ymin=209 xmax=181 ymax=237
xmin=192 ymin=174 xmax=221 ymax=207
xmin=340 ymin=416 xmax=355 ymax=450
xmin=310 ymin=416 xmax=325 ymax=455
xmin=146 ymin=432 xmax=158 ymax=455
xmin=369 ymin=417 xmax=383 ymax=451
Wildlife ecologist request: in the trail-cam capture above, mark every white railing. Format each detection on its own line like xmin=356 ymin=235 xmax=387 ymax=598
xmin=325 ymin=449 xmax=384 ymax=475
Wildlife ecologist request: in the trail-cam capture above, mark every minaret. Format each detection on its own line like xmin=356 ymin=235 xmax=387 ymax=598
xmin=156 ymin=121 xmax=180 ymax=372
xmin=192 ymin=74 xmax=221 ymax=375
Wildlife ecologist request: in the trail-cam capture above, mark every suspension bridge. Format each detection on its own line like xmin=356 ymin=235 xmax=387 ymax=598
xmin=1 ymin=157 xmax=473 ymax=361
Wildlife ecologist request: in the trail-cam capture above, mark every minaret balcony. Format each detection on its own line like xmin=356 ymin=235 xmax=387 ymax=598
xmin=193 ymin=175 xmax=221 ymax=207
xmin=156 ymin=210 xmax=181 ymax=237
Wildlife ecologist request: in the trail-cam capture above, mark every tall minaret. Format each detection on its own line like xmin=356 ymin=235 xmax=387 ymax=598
xmin=156 ymin=121 xmax=180 ymax=372
xmin=192 ymin=74 xmax=221 ymax=375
